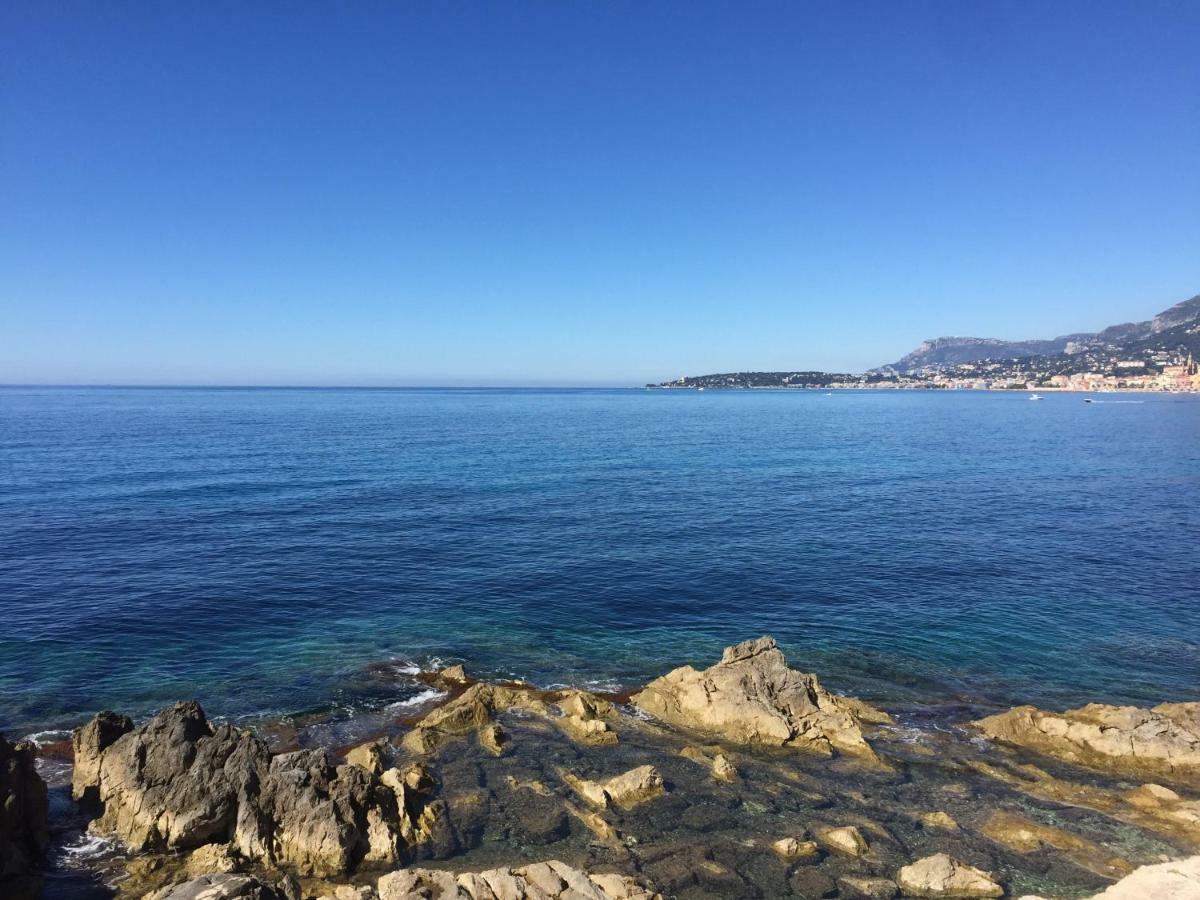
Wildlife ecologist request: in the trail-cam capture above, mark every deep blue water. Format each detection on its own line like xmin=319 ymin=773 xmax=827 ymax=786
xmin=1 ymin=386 xmax=1198 ymax=736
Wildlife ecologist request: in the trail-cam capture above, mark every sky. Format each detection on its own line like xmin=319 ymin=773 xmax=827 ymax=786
xmin=2 ymin=2 xmax=1198 ymax=386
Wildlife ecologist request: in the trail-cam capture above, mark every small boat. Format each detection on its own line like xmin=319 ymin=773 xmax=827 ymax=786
xmin=1084 ymin=398 xmax=1093 ymax=403
xmin=1029 ymin=393 xmax=1043 ymax=401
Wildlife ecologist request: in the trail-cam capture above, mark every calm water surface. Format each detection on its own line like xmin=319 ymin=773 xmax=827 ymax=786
xmin=1 ymin=387 xmax=1197 ymax=735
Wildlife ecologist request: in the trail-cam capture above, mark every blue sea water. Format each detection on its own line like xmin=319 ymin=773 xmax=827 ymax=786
xmin=1 ymin=386 xmax=1198 ymax=736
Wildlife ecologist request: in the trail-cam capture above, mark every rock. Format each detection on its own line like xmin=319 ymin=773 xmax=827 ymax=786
xmin=839 ymin=876 xmax=899 ymax=900
xmin=439 ymin=664 xmax=469 ymax=683
xmin=344 ymin=739 xmax=388 ymax=775
xmin=771 ymin=837 xmax=820 ymax=860
xmin=0 ymin=735 xmax=49 ymax=880
xmin=376 ymin=859 xmax=659 ymax=899
xmin=980 ymin=810 xmax=1132 ymax=879
xmin=678 ymin=746 xmax=737 ymax=782
xmin=1083 ymin=855 xmax=1200 ymax=898
xmin=401 ymin=684 xmax=548 ymax=754
xmin=185 ymin=842 xmax=241 ymax=876
xmin=920 ymin=811 xmax=959 ymax=831
xmin=896 ymin=854 xmax=1003 ymax=898
xmin=479 ymin=723 xmax=509 ymax=756
xmin=631 ymin=636 xmax=890 ymax=760
xmin=70 ymin=710 xmax=132 ymax=803
xmin=556 ymin=691 xmax=619 ymax=746
xmin=145 ymin=874 xmax=291 ymax=900
xmin=73 ymin=702 xmax=436 ymax=877
xmin=564 ymin=765 xmax=665 ymax=809
xmin=974 ymin=702 xmax=1200 ymax=785
xmin=815 ymin=824 xmax=868 ymax=857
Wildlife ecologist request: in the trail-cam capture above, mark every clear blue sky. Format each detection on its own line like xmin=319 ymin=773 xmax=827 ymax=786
xmin=2 ymin=2 xmax=1197 ymax=385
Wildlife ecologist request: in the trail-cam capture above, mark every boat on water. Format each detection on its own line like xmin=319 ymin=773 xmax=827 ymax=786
xmin=1029 ymin=393 xmax=1043 ymax=400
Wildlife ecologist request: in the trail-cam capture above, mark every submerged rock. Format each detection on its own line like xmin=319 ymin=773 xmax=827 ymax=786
xmin=376 ymin=859 xmax=659 ymax=899
xmin=815 ymin=824 xmax=869 ymax=857
xmin=896 ymin=854 xmax=1003 ymax=898
xmin=401 ymin=684 xmax=548 ymax=754
xmin=0 ymin=735 xmax=48 ymax=881
xmin=144 ymin=873 xmax=294 ymax=900
xmin=974 ymin=701 xmax=1200 ymax=785
xmin=631 ymin=636 xmax=890 ymax=760
xmin=72 ymin=702 xmax=438 ymax=877
xmin=980 ymin=809 xmax=1132 ymax=879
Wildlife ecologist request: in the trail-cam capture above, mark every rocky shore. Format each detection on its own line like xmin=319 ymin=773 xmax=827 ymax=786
xmin=4 ymin=637 xmax=1199 ymax=899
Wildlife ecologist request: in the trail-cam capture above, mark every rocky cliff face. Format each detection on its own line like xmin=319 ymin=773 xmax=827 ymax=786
xmin=0 ymin=734 xmax=48 ymax=890
xmin=73 ymin=701 xmax=445 ymax=877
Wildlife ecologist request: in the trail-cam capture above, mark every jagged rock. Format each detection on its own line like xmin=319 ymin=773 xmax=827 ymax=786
xmin=896 ymin=854 xmax=1003 ymax=898
xmin=839 ymin=876 xmax=899 ymax=900
xmin=631 ymin=637 xmax=890 ymax=760
xmin=185 ymin=842 xmax=241 ymax=876
xmin=555 ymin=691 xmax=619 ymax=746
xmin=438 ymin=664 xmax=469 ymax=683
xmin=771 ymin=836 xmax=820 ymax=860
xmin=974 ymin=702 xmax=1200 ymax=785
xmin=70 ymin=710 xmax=132 ymax=803
xmin=564 ymin=765 xmax=665 ymax=809
xmin=478 ymin=723 xmax=508 ymax=756
xmin=376 ymin=859 xmax=659 ymax=899
xmin=73 ymin=702 xmax=435 ymax=877
xmin=678 ymin=746 xmax=737 ymax=782
xmin=401 ymin=684 xmax=548 ymax=754
xmin=980 ymin=810 xmax=1131 ymax=879
xmin=144 ymin=873 xmax=292 ymax=900
xmin=344 ymin=739 xmax=388 ymax=775
xmin=0 ymin=735 xmax=48 ymax=880
xmin=815 ymin=824 xmax=868 ymax=857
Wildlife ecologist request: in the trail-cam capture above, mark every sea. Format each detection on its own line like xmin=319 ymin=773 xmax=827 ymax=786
xmin=2 ymin=386 xmax=1198 ymax=740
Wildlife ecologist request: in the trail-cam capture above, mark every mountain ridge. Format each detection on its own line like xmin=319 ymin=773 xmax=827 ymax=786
xmin=877 ymin=293 xmax=1200 ymax=374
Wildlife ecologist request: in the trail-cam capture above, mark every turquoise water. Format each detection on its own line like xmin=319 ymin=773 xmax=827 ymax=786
xmin=1 ymin=387 xmax=1197 ymax=734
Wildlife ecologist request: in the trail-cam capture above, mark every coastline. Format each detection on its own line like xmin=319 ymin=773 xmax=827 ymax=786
xmin=8 ymin=637 xmax=1199 ymax=900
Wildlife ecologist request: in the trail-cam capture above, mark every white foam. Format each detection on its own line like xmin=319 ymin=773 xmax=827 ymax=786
xmin=22 ymin=729 xmax=70 ymax=747
xmin=385 ymin=688 xmax=448 ymax=712
xmin=56 ymin=832 xmax=122 ymax=866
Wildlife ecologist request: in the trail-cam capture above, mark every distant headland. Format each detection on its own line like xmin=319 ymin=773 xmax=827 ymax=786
xmin=650 ymin=293 xmax=1200 ymax=392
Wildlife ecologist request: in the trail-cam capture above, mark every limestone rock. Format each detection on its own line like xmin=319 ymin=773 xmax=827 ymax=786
xmin=920 ymin=811 xmax=959 ymax=831
xmin=185 ymin=842 xmax=241 ymax=876
xmin=344 ymin=739 xmax=388 ymax=775
xmin=974 ymin=702 xmax=1200 ymax=785
xmin=70 ymin=710 xmax=132 ymax=803
xmin=556 ymin=691 xmax=619 ymax=746
xmin=401 ymin=684 xmax=548 ymax=754
xmin=479 ymin=723 xmax=509 ymax=756
xmin=631 ymin=636 xmax=889 ymax=760
xmin=1084 ymin=854 xmax=1200 ymax=899
xmin=0 ymin=735 xmax=48 ymax=880
xmin=439 ymin=664 xmax=469 ymax=683
xmin=376 ymin=859 xmax=659 ymax=899
xmin=678 ymin=746 xmax=737 ymax=782
xmin=772 ymin=837 xmax=820 ymax=860
xmin=980 ymin=810 xmax=1131 ymax=879
xmin=839 ymin=876 xmax=899 ymax=900
xmin=73 ymin=702 xmax=433 ymax=877
xmin=144 ymin=873 xmax=292 ymax=900
xmin=815 ymin=824 xmax=868 ymax=857
xmin=896 ymin=854 xmax=1003 ymax=898
xmin=564 ymin=765 xmax=665 ymax=810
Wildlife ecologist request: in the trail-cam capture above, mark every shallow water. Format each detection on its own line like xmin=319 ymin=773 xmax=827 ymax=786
xmin=2 ymin=387 xmax=1198 ymax=735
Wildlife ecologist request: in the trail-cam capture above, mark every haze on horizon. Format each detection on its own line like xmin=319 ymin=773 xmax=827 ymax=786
xmin=2 ymin=2 xmax=1198 ymax=387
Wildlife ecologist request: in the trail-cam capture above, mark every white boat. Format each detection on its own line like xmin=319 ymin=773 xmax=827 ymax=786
xmin=1029 ymin=393 xmax=1043 ymax=400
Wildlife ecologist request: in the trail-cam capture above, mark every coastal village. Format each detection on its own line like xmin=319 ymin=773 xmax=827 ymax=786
xmin=651 ymin=350 xmax=1200 ymax=393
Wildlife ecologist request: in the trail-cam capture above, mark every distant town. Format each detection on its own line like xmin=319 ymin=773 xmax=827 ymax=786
xmin=650 ymin=294 xmax=1200 ymax=393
